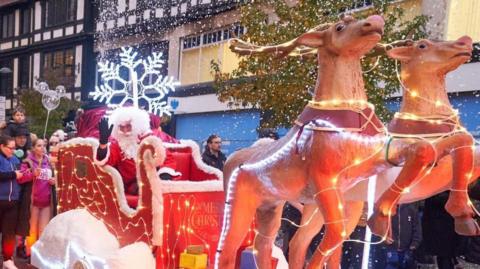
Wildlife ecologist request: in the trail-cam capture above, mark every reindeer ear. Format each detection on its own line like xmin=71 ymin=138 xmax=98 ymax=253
xmin=295 ymin=31 xmax=325 ymax=48
xmin=387 ymin=46 xmax=414 ymax=61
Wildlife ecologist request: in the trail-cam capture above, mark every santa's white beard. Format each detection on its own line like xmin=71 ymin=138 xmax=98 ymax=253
xmin=115 ymin=134 xmax=138 ymax=160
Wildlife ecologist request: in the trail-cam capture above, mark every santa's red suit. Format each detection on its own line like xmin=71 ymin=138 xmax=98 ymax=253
xmin=96 ymin=107 xmax=180 ymax=195
xmin=101 ymin=136 xmax=178 ymax=195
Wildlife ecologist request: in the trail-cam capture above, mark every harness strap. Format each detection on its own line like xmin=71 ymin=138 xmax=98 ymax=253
xmin=385 ymin=136 xmax=402 ymax=167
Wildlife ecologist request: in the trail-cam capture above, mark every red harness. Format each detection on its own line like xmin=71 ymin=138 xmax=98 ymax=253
xmin=293 ymin=105 xmax=386 ymax=154
xmin=388 ymin=116 xmax=461 ymax=137
xmin=295 ymin=106 xmax=386 ymax=136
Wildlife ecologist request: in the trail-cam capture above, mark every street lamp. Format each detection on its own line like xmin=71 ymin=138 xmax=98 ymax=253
xmin=0 ymin=67 xmax=12 ymax=74
xmin=0 ymin=66 xmax=12 ymax=122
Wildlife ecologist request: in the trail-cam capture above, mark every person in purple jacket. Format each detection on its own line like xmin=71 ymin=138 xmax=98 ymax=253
xmin=0 ymin=135 xmax=23 ymax=269
xmin=19 ymin=138 xmax=55 ymax=254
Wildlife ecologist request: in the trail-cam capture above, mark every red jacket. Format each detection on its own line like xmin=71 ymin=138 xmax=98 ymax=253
xmin=101 ymin=134 xmax=179 ymax=194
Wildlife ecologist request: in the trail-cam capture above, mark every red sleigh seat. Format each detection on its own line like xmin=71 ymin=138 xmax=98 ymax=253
xmin=125 ymin=140 xmax=222 ymax=208
xmin=56 ymin=137 xmax=254 ymax=269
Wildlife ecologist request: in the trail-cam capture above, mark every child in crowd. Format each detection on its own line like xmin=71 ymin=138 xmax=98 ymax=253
xmin=0 ymin=135 xmax=23 ymax=269
xmin=19 ymin=138 xmax=55 ymax=252
xmin=47 ymin=135 xmax=60 ymax=162
xmin=4 ymin=106 xmax=31 ymax=150
xmin=47 ymin=135 xmax=61 ymax=217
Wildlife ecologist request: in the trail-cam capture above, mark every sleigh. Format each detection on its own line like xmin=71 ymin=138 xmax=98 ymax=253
xmin=31 ymin=136 xmax=255 ymax=269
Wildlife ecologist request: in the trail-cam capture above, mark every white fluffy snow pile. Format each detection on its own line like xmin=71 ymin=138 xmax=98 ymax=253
xmin=31 ymin=209 xmax=155 ymax=269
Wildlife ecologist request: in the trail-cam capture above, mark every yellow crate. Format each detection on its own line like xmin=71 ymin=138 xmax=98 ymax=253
xmin=179 ymin=252 xmax=208 ymax=269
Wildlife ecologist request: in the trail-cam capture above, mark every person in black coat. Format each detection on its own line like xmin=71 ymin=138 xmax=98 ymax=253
xmin=464 ymin=179 xmax=480 ymax=265
xmin=201 ymin=134 xmax=226 ymax=171
xmin=10 ymin=126 xmax=32 ymax=260
xmin=423 ymin=191 xmax=469 ymax=269
xmin=0 ymin=135 xmax=23 ymax=269
xmin=385 ymin=202 xmax=422 ymax=269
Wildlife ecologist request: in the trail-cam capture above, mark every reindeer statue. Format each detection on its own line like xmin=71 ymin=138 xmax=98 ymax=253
xmin=288 ymin=35 xmax=479 ymax=269
xmin=215 ymin=15 xmax=475 ymax=269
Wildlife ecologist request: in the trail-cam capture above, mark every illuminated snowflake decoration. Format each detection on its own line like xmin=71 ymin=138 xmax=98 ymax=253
xmin=90 ymin=47 xmax=180 ymax=116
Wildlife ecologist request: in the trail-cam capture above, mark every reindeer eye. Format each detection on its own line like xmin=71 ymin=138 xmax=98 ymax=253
xmin=418 ymin=43 xmax=427 ymax=49
xmin=336 ymin=24 xmax=346 ymax=32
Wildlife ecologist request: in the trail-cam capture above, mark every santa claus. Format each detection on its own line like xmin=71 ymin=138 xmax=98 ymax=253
xmin=96 ymin=106 xmax=180 ymax=195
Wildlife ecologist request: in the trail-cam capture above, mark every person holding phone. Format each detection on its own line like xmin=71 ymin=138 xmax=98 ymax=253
xmin=18 ymin=138 xmax=55 ymax=255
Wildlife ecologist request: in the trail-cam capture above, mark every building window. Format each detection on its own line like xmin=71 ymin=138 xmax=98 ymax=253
xmin=0 ymin=59 xmax=13 ymax=98
xmin=471 ymin=43 xmax=480 ymax=63
xmin=18 ymin=56 xmax=30 ymax=89
xmin=46 ymin=0 xmax=76 ymax=27
xmin=183 ymin=35 xmax=201 ymax=49
xmin=20 ymin=8 xmax=30 ymax=35
xmin=342 ymin=0 xmax=396 ymax=11
xmin=348 ymin=0 xmax=373 ymax=9
xmin=43 ymin=48 xmax=75 ymax=84
xmin=96 ymin=42 xmax=169 ymax=91
xmin=182 ymin=24 xmax=245 ymax=50
xmin=97 ymin=0 xmax=117 ymax=20
xmin=67 ymin=0 xmax=76 ymax=22
xmin=1 ymin=12 xmax=15 ymax=38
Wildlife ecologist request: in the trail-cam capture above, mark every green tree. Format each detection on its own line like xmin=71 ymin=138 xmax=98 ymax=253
xmin=17 ymin=67 xmax=80 ymax=137
xmin=212 ymin=0 xmax=428 ymax=128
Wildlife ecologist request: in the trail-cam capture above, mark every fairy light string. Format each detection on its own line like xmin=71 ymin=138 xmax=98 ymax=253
xmin=55 ymin=42 xmax=477 ymax=268
xmin=225 ymin=55 xmax=478 ymax=268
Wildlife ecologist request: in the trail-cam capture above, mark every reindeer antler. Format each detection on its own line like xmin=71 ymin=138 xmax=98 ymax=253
xmin=229 ymin=23 xmax=330 ymax=58
xmin=367 ymin=39 xmax=414 ymax=57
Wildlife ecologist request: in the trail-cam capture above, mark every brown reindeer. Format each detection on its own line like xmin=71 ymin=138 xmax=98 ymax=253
xmin=369 ymin=35 xmax=476 ymax=236
xmin=288 ymin=36 xmax=478 ymax=269
xmin=215 ymin=15 xmax=474 ymax=269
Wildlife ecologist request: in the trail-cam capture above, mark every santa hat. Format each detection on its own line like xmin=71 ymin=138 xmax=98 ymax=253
xmin=109 ymin=106 xmax=151 ymax=138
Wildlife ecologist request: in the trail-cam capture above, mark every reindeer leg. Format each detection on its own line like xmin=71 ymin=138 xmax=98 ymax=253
xmin=289 ymin=204 xmax=325 ymax=269
xmin=307 ymin=178 xmax=347 ymax=269
xmin=326 ymin=200 xmax=365 ymax=269
xmin=215 ymin=172 xmax=260 ymax=269
xmin=254 ymin=202 xmax=285 ymax=269
xmin=435 ymin=134 xmax=477 ymax=235
xmin=369 ymin=141 xmax=435 ymax=240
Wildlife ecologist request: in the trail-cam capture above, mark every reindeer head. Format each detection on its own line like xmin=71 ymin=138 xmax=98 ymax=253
xmin=387 ymin=36 xmax=473 ymax=75
xmin=296 ymin=15 xmax=385 ymax=57
xmin=230 ymin=15 xmax=385 ymax=59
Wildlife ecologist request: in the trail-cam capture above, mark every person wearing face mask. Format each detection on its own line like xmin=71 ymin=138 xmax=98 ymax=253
xmin=96 ymin=107 xmax=180 ymax=196
xmin=0 ymin=135 xmax=23 ymax=269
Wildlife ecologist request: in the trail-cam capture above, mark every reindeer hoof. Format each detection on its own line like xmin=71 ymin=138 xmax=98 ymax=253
xmin=454 ymin=217 xmax=480 ymax=236
xmin=367 ymin=211 xmax=392 ymax=242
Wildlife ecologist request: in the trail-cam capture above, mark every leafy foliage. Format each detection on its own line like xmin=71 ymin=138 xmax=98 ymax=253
xmin=16 ymin=67 xmax=80 ymax=137
xmin=212 ymin=0 xmax=428 ymax=128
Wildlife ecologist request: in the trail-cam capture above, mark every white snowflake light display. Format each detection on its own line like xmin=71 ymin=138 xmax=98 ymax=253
xmin=90 ymin=47 xmax=179 ymax=116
